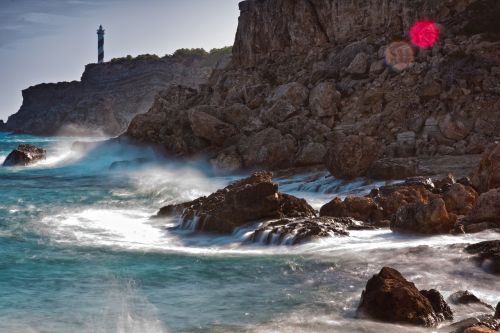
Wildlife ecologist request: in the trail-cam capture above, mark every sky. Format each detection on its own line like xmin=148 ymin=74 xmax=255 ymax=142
xmin=0 ymin=0 xmax=240 ymax=121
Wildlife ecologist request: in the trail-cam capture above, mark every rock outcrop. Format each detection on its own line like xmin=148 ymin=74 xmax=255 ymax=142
xmin=156 ymin=171 xmax=315 ymax=234
xmin=2 ymin=144 xmax=46 ymax=166
xmin=4 ymin=55 xmax=225 ymax=136
xmin=126 ymin=0 xmax=500 ymax=175
xmin=357 ymin=267 xmax=452 ymax=326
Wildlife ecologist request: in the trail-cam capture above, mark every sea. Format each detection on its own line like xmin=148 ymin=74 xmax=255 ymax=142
xmin=0 ymin=132 xmax=498 ymax=333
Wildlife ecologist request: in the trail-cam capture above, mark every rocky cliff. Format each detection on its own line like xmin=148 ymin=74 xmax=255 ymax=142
xmin=4 ymin=55 xmax=225 ymax=136
xmin=127 ymin=1 xmax=496 ymax=176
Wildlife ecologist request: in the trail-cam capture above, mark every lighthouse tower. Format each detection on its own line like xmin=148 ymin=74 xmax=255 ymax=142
xmin=97 ymin=25 xmax=105 ymax=64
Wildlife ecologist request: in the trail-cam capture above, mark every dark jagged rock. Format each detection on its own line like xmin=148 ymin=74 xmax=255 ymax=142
xmin=246 ymin=216 xmax=371 ymax=245
xmin=449 ymin=290 xmax=494 ymax=310
xmin=156 ymin=171 xmax=315 ymax=234
xmin=2 ymin=144 xmax=46 ymax=166
xmin=495 ymin=302 xmax=500 ymax=319
xmin=465 ymin=240 xmax=500 ymax=275
xmin=420 ymin=289 xmax=454 ymax=322
xmin=357 ymin=267 xmax=450 ymax=327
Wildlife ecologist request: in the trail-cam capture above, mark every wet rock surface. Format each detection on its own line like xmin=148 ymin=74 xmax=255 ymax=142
xmin=245 ymin=216 xmax=370 ymax=245
xmin=449 ymin=290 xmax=494 ymax=310
xmin=357 ymin=267 xmax=451 ymax=327
xmin=2 ymin=144 xmax=46 ymax=166
xmin=156 ymin=171 xmax=315 ymax=234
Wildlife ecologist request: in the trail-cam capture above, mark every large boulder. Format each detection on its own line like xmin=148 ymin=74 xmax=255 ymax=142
xmin=357 ymin=267 xmax=451 ymax=327
xmin=266 ymin=82 xmax=309 ymax=107
xmin=324 ymin=135 xmax=380 ymax=180
xmin=156 ymin=171 xmax=315 ymax=234
xmin=294 ymin=142 xmax=327 ymax=166
xmin=309 ymin=82 xmax=340 ymax=118
xmin=246 ymin=216 xmax=368 ymax=245
xmin=237 ymin=128 xmax=297 ymax=169
xmin=319 ymin=196 xmax=382 ymax=223
xmin=188 ymin=108 xmax=237 ymax=146
xmin=371 ymin=180 xmax=437 ymax=219
xmin=466 ymin=189 xmax=500 ymax=224
xmin=391 ymin=198 xmax=457 ymax=234
xmin=465 ymin=240 xmax=500 ymax=275
xmin=2 ymin=144 xmax=46 ymax=166
xmin=470 ymin=142 xmax=500 ymax=193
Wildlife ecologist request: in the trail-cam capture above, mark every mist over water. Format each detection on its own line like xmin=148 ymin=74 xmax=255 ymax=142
xmin=0 ymin=133 xmax=498 ymax=333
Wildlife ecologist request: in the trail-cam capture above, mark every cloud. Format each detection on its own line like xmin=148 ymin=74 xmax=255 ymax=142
xmin=0 ymin=0 xmax=112 ymax=47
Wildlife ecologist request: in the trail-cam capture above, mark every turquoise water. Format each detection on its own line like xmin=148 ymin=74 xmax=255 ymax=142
xmin=0 ymin=132 xmax=499 ymax=333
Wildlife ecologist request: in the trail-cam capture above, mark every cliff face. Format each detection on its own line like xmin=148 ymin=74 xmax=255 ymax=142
xmin=4 ymin=56 xmax=221 ymax=136
xmin=232 ymin=0 xmax=464 ymax=66
xmin=125 ymin=0 xmax=500 ymax=175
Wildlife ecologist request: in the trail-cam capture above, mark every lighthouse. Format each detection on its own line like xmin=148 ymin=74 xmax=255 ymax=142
xmin=97 ymin=25 xmax=105 ymax=64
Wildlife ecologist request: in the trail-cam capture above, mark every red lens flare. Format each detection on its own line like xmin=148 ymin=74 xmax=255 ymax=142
xmin=410 ymin=20 xmax=440 ymax=48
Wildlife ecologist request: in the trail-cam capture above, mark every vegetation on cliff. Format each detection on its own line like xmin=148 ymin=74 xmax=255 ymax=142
xmin=109 ymin=46 xmax=232 ymax=65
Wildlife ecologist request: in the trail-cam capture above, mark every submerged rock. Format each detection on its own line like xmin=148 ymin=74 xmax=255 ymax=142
xmin=449 ymin=290 xmax=494 ymax=310
xmin=2 ymin=144 xmax=46 ymax=166
xmin=246 ymin=217 xmax=370 ymax=245
xmin=465 ymin=240 xmax=500 ymax=275
xmin=357 ymin=267 xmax=451 ymax=327
xmin=156 ymin=171 xmax=315 ymax=234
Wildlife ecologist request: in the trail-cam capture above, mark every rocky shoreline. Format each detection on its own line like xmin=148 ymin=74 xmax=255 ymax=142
xmin=1 ymin=0 xmax=499 ymax=330
xmin=151 ymin=140 xmax=500 ymax=330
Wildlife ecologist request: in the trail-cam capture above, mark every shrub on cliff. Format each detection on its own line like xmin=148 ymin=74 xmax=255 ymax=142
xmin=172 ymin=48 xmax=208 ymax=57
